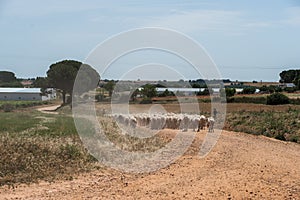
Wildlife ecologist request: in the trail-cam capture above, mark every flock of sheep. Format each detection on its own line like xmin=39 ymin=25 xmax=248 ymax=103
xmin=110 ymin=113 xmax=215 ymax=133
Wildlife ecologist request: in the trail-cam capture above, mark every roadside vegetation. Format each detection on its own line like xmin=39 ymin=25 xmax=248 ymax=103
xmin=224 ymin=107 xmax=300 ymax=143
xmin=0 ymin=107 xmax=169 ymax=186
xmin=0 ymin=101 xmax=50 ymax=112
xmin=0 ymin=110 xmax=95 ymax=186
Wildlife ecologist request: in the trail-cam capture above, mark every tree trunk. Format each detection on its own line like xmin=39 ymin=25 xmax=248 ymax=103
xmin=62 ymin=91 xmax=66 ymax=104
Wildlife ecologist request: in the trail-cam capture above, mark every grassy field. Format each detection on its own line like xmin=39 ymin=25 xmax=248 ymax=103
xmin=0 ymin=110 xmax=95 ymax=186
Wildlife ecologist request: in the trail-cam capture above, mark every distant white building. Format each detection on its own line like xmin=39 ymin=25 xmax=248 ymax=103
xmin=156 ymin=87 xmax=221 ymax=95
xmin=279 ymin=83 xmax=296 ymax=89
xmin=0 ymin=88 xmax=56 ymax=101
xmin=285 ymin=83 xmax=296 ymax=88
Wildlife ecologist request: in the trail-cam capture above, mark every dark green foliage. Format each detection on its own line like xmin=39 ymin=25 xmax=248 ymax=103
xmin=280 ymin=69 xmax=300 ymax=90
xmin=140 ymin=98 xmax=153 ymax=104
xmin=103 ymin=81 xmax=116 ymax=97
xmin=158 ymin=89 xmax=175 ymax=97
xmin=46 ymin=60 xmax=100 ymax=104
xmin=259 ymin=85 xmax=268 ymax=93
xmin=226 ymin=88 xmax=236 ymax=97
xmin=33 ymin=77 xmax=48 ymax=88
xmin=228 ymin=96 xmax=267 ymax=104
xmin=284 ymin=87 xmax=297 ymax=93
xmin=268 ymin=85 xmax=282 ymax=93
xmin=191 ymin=83 xmax=207 ymax=88
xmin=290 ymin=98 xmax=300 ymax=105
xmin=1 ymin=103 xmax=15 ymax=112
xmin=241 ymin=86 xmax=256 ymax=94
xmin=197 ymin=88 xmax=210 ymax=96
xmin=141 ymin=84 xmax=157 ymax=98
xmin=280 ymin=69 xmax=300 ymax=83
xmin=275 ymin=134 xmax=286 ymax=141
xmin=0 ymin=71 xmax=22 ymax=87
xmin=290 ymin=135 xmax=299 ymax=143
xmin=221 ymin=88 xmax=236 ymax=98
xmin=0 ymin=81 xmax=23 ymax=87
xmin=266 ymin=93 xmax=290 ymax=105
xmin=0 ymin=101 xmax=50 ymax=111
xmin=259 ymin=85 xmax=282 ymax=93
xmin=0 ymin=71 xmax=17 ymax=83
xmin=130 ymin=89 xmax=140 ymax=101
xmin=47 ymin=60 xmax=81 ymax=104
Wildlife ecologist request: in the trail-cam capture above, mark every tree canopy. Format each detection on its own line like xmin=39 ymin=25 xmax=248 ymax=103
xmin=141 ymin=84 xmax=157 ymax=99
xmin=0 ymin=71 xmax=23 ymax=87
xmin=280 ymin=69 xmax=300 ymax=89
xmin=46 ymin=60 xmax=100 ymax=104
xmin=241 ymin=87 xmax=256 ymax=94
xmin=0 ymin=71 xmax=17 ymax=83
xmin=103 ymin=81 xmax=116 ymax=97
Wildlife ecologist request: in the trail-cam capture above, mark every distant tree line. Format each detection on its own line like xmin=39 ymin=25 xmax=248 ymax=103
xmin=0 ymin=71 xmax=22 ymax=87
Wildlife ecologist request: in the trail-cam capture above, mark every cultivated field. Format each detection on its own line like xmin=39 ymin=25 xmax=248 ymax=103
xmin=0 ymin=102 xmax=299 ymax=199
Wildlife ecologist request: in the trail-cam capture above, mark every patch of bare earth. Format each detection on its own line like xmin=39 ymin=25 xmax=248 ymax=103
xmin=36 ymin=105 xmax=61 ymax=115
xmin=1 ymin=130 xmax=299 ymax=199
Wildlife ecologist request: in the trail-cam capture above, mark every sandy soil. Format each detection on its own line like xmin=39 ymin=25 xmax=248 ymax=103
xmin=36 ymin=105 xmax=61 ymax=114
xmin=1 ymin=129 xmax=300 ymax=200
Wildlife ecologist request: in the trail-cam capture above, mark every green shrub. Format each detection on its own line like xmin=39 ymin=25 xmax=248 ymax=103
xmin=266 ymin=93 xmax=290 ymax=105
xmin=225 ymin=88 xmax=236 ymax=97
xmin=1 ymin=103 xmax=15 ymax=112
xmin=290 ymin=98 xmax=300 ymax=105
xmin=228 ymin=96 xmax=267 ymax=104
xmin=197 ymin=88 xmax=210 ymax=96
xmin=284 ymin=87 xmax=296 ymax=93
xmin=275 ymin=133 xmax=286 ymax=141
xmin=140 ymin=98 xmax=153 ymax=104
xmin=289 ymin=135 xmax=299 ymax=143
xmin=241 ymin=87 xmax=256 ymax=94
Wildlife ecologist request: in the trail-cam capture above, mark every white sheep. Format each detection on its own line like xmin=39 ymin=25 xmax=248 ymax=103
xmin=109 ymin=113 xmax=211 ymax=133
xmin=189 ymin=115 xmax=200 ymax=132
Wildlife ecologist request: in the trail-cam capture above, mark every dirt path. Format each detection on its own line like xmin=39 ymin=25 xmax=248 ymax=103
xmin=36 ymin=104 xmax=61 ymax=114
xmin=1 ymin=130 xmax=300 ymax=200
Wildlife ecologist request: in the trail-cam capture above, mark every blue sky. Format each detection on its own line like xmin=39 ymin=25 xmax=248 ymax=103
xmin=0 ymin=0 xmax=300 ymax=81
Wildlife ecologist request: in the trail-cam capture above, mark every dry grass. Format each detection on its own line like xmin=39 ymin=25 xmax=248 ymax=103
xmin=0 ymin=111 xmax=95 ymax=186
xmin=224 ymin=108 xmax=300 ymax=142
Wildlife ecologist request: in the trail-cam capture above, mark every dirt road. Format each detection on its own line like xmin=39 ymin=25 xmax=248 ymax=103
xmin=1 ymin=130 xmax=300 ymax=199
